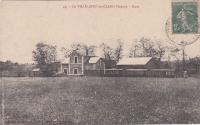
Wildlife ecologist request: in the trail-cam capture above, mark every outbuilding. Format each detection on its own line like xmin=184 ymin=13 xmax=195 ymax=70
xmin=117 ymin=57 xmax=159 ymax=70
xmin=32 ymin=68 xmax=40 ymax=77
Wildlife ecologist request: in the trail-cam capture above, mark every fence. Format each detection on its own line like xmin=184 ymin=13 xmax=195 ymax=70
xmin=84 ymin=70 xmax=104 ymax=76
xmin=104 ymin=69 xmax=123 ymax=77
xmin=84 ymin=69 xmax=176 ymax=78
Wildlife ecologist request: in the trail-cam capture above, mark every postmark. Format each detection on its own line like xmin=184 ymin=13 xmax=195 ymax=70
xmin=166 ymin=0 xmax=200 ymax=46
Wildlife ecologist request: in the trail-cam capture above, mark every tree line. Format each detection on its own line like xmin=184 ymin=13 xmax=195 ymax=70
xmin=1 ymin=37 xmax=200 ymax=77
xmin=0 ymin=61 xmax=34 ymax=77
xmin=32 ymin=39 xmax=124 ymax=70
xmin=32 ymin=38 xmax=200 ymax=74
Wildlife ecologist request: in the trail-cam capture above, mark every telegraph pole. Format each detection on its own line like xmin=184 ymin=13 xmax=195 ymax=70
xmin=197 ymin=58 xmax=199 ymax=75
xmin=182 ymin=46 xmax=185 ymax=71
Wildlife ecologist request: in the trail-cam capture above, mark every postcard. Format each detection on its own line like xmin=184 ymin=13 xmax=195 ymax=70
xmin=0 ymin=0 xmax=200 ymax=124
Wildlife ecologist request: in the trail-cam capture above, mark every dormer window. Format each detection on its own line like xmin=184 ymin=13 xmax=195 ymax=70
xmin=74 ymin=56 xmax=78 ymax=63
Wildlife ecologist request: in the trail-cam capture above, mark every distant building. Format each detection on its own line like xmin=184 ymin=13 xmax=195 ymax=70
xmin=32 ymin=68 xmax=40 ymax=77
xmin=60 ymin=50 xmax=106 ymax=75
xmin=116 ymin=57 xmax=160 ymax=69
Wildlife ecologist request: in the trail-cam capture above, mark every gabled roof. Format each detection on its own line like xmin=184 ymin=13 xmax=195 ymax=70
xmin=62 ymin=58 xmax=69 ymax=64
xmin=151 ymin=69 xmax=175 ymax=71
xmin=117 ymin=57 xmax=152 ymax=65
xmin=89 ymin=57 xmax=100 ymax=63
xmin=61 ymin=49 xmax=95 ymax=64
xmin=32 ymin=68 xmax=40 ymax=71
xmin=84 ymin=56 xmax=91 ymax=63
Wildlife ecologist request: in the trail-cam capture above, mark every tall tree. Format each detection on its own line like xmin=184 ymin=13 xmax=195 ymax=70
xmin=46 ymin=45 xmax=57 ymax=64
xmin=154 ymin=40 xmax=168 ymax=68
xmin=169 ymin=46 xmax=182 ymax=71
xmin=129 ymin=37 xmax=168 ymax=58
xmin=139 ymin=37 xmax=157 ymax=57
xmin=81 ymin=44 xmax=97 ymax=55
xmin=129 ymin=40 xmax=142 ymax=57
xmin=130 ymin=37 xmax=159 ymax=57
xmin=71 ymin=43 xmax=97 ymax=55
xmin=32 ymin=42 xmax=47 ymax=65
xmin=32 ymin=42 xmax=58 ymax=65
xmin=32 ymin=42 xmax=59 ymax=75
xmin=129 ymin=38 xmax=168 ymax=68
xmin=61 ymin=47 xmax=72 ymax=59
xmin=71 ymin=43 xmax=82 ymax=50
xmin=99 ymin=43 xmax=114 ymax=68
xmin=114 ymin=39 xmax=123 ymax=62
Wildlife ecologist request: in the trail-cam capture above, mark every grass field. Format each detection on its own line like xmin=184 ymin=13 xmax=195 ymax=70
xmin=1 ymin=77 xmax=200 ymax=124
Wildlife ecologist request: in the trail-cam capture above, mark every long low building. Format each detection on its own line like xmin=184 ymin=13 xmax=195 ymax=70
xmin=116 ymin=57 xmax=160 ymax=69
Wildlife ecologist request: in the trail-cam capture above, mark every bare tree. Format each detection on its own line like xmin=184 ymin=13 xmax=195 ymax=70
xmin=129 ymin=38 xmax=168 ymax=68
xmin=129 ymin=39 xmax=142 ymax=57
xmin=154 ymin=40 xmax=168 ymax=68
xmin=130 ymin=38 xmax=158 ymax=57
xmin=169 ymin=46 xmax=182 ymax=71
xmin=71 ymin=43 xmax=97 ymax=55
xmin=114 ymin=39 xmax=123 ymax=62
xmin=81 ymin=43 xmax=97 ymax=55
xmin=71 ymin=43 xmax=82 ymax=50
xmin=99 ymin=43 xmax=114 ymax=68
xmin=61 ymin=47 xmax=72 ymax=59
xmin=139 ymin=37 xmax=157 ymax=57
xmin=139 ymin=38 xmax=169 ymax=68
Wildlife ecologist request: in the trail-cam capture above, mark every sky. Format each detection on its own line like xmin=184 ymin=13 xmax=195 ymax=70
xmin=1 ymin=0 xmax=200 ymax=63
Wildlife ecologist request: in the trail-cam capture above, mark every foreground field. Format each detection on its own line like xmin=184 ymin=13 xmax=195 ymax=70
xmin=1 ymin=77 xmax=200 ymax=124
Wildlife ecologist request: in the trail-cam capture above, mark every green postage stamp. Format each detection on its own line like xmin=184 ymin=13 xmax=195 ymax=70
xmin=172 ymin=0 xmax=199 ymax=34
xmin=166 ymin=0 xmax=200 ymax=46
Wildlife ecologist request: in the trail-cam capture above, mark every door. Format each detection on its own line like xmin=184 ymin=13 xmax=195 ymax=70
xmin=74 ymin=68 xmax=78 ymax=74
xmin=63 ymin=69 xmax=68 ymax=74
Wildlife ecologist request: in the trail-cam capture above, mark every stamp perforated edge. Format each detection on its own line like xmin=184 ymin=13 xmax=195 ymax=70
xmin=171 ymin=0 xmax=200 ymax=34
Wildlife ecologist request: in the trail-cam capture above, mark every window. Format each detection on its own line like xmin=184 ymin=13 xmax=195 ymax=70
xmin=74 ymin=68 xmax=78 ymax=74
xmin=74 ymin=56 xmax=78 ymax=63
xmin=63 ymin=68 xmax=68 ymax=74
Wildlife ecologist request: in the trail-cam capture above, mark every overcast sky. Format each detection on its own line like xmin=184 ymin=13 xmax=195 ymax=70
xmin=1 ymin=0 xmax=200 ymax=63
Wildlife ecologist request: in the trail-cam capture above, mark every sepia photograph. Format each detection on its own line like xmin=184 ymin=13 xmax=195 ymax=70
xmin=0 ymin=0 xmax=200 ymax=124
